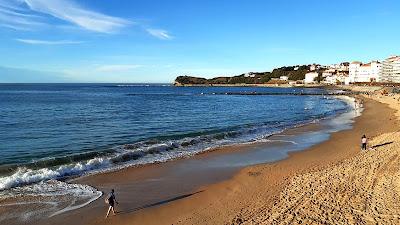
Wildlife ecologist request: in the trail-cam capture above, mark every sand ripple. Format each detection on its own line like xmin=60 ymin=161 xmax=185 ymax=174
xmin=234 ymin=133 xmax=400 ymax=224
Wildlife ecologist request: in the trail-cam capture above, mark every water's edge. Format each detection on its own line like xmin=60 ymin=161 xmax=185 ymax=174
xmin=0 ymin=95 xmax=360 ymax=223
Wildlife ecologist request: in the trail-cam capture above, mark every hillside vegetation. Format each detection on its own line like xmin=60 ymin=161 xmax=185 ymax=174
xmin=175 ymin=65 xmax=311 ymax=85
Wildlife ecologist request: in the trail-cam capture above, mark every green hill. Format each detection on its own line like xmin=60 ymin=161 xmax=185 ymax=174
xmin=174 ymin=65 xmax=311 ymax=85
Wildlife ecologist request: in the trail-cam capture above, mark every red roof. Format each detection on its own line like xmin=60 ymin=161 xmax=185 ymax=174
xmin=361 ymin=63 xmax=371 ymax=67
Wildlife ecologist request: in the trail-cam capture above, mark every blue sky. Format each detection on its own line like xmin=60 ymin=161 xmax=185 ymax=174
xmin=0 ymin=0 xmax=399 ymax=83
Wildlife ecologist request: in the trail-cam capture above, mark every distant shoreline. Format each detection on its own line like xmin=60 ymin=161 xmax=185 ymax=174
xmin=173 ymin=83 xmax=326 ymax=88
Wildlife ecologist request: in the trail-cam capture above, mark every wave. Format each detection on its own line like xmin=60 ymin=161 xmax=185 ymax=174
xmin=0 ymin=125 xmax=282 ymax=190
xmin=0 ymin=158 xmax=110 ymax=191
xmin=0 ymin=96 xmax=356 ymax=222
xmin=0 ymin=102 xmax=351 ymax=192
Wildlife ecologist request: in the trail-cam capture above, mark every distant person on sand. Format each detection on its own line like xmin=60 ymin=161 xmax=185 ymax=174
xmin=105 ymin=189 xmax=118 ymax=218
xmin=361 ymin=135 xmax=367 ymax=150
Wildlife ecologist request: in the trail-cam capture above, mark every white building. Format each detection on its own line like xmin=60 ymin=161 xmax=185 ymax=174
xmin=323 ymin=74 xmax=349 ymax=85
xmin=324 ymin=75 xmax=337 ymax=84
xmin=381 ymin=56 xmax=400 ymax=83
xmin=322 ymin=68 xmax=336 ymax=77
xmin=349 ymin=61 xmax=361 ymax=83
xmin=244 ymin=72 xmax=255 ymax=78
xmin=349 ymin=61 xmax=381 ymax=83
xmin=329 ymin=63 xmax=349 ymax=71
xmin=344 ymin=76 xmax=351 ymax=85
xmin=339 ymin=62 xmax=350 ymax=72
xmin=304 ymin=72 xmax=319 ymax=84
xmin=280 ymin=76 xmax=289 ymax=81
xmin=337 ymin=74 xmax=349 ymax=85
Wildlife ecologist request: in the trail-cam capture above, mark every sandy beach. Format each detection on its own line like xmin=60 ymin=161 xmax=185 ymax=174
xmin=1 ymin=1 xmax=398 ymax=224
xmin=33 ymin=90 xmax=400 ymax=225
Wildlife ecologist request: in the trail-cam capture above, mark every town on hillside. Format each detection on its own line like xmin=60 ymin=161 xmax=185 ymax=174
xmin=174 ymin=55 xmax=400 ymax=86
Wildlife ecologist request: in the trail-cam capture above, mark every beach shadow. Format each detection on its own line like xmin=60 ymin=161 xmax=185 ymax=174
xmin=372 ymin=141 xmax=393 ymax=148
xmin=117 ymin=191 xmax=203 ymax=215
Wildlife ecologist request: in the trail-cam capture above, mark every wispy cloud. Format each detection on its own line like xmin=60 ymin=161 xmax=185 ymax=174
xmin=0 ymin=0 xmax=46 ymax=30
xmin=96 ymin=64 xmax=143 ymax=72
xmin=16 ymin=38 xmax=83 ymax=45
xmin=0 ymin=0 xmax=25 ymax=11
xmin=0 ymin=0 xmax=130 ymax=33
xmin=146 ymin=28 xmax=173 ymax=40
xmin=24 ymin=0 xmax=130 ymax=33
xmin=1 ymin=1 xmax=174 ymax=41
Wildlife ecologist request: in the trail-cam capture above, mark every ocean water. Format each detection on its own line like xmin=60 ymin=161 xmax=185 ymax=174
xmin=0 ymin=84 xmax=351 ymax=219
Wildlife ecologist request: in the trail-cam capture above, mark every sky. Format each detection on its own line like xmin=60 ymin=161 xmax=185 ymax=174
xmin=0 ymin=0 xmax=399 ymax=83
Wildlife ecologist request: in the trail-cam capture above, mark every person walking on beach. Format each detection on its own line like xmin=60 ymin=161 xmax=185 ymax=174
xmin=361 ymin=135 xmax=367 ymax=150
xmin=105 ymin=189 xmax=118 ymax=218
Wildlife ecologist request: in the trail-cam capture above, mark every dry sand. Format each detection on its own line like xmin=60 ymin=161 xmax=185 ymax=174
xmin=237 ymin=94 xmax=400 ymax=225
xmin=39 ymin=94 xmax=399 ymax=225
xmin=248 ymin=131 xmax=400 ymax=224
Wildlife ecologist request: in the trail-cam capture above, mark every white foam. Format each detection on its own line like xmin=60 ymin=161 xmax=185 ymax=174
xmin=0 ymin=157 xmax=110 ymax=190
xmin=49 ymin=189 xmax=101 ymax=217
xmin=0 ymin=180 xmax=102 ymax=222
xmin=260 ymin=139 xmax=299 ymax=145
xmin=335 ymin=95 xmax=363 ymax=115
xmin=0 ymin=120 xmax=329 ymax=192
xmin=0 ymin=95 xmax=354 ymax=193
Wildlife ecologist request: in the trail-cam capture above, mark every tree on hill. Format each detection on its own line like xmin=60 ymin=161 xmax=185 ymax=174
xmin=174 ymin=64 xmax=311 ymax=85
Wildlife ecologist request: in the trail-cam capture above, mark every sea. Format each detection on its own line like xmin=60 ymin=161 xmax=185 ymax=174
xmin=0 ymin=83 xmax=354 ymax=222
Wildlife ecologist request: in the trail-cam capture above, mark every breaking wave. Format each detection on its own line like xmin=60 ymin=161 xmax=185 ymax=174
xmin=0 ymin=110 xmax=346 ymax=192
xmin=0 ymin=158 xmax=110 ymax=191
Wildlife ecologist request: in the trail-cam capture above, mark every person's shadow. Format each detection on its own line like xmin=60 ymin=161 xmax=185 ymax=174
xmin=372 ymin=141 xmax=393 ymax=149
xmin=116 ymin=190 xmax=203 ymax=215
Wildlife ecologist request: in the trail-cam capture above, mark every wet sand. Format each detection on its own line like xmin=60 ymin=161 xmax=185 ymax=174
xmin=37 ymin=96 xmax=398 ymax=225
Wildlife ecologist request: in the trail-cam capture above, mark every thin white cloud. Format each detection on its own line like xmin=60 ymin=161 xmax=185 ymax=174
xmin=0 ymin=1 xmax=46 ymax=30
xmin=146 ymin=28 xmax=173 ymax=40
xmin=16 ymin=38 xmax=83 ymax=45
xmin=96 ymin=64 xmax=143 ymax=72
xmin=24 ymin=0 xmax=130 ymax=33
xmin=0 ymin=0 xmax=26 ymax=11
xmin=0 ymin=0 xmax=129 ymax=33
xmin=1 ymin=1 xmax=175 ymax=41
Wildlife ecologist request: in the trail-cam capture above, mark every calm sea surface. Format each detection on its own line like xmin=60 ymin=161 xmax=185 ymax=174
xmin=0 ymin=84 xmax=349 ymax=190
